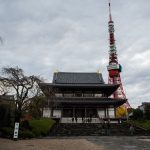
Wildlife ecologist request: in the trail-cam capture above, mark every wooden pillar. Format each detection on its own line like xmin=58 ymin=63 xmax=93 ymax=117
xmin=50 ymin=107 xmax=53 ymax=117
xmin=107 ymin=108 xmax=109 ymax=118
xmin=85 ymin=108 xmax=86 ymax=118
xmin=61 ymin=108 xmax=62 ymax=118
xmin=114 ymin=107 xmax=116 ymax=118
xmin=73 ymin=107 xmax=75 ymax=118
xmin=104 ymin=108 xmax=106 ymax=118
xmin=97 ymin=107 xmax=99 ymax=118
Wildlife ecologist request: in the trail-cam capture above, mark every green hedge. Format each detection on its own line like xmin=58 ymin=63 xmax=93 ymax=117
xmin=1 ymin=127 xmax=13 ymax=138
xmin=19 ymin=130 xmax=35 ymax=139
xmin=0 ymin=118 xmax=56 ymax=139
xmin=29 ymin=118 xmax=56 ymax=136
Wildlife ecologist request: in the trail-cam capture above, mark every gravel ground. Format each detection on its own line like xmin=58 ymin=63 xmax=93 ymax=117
xmin=0 ymin=138 xmax=103 ymax=150
xmin=0 ymin=136 xmax=150 ymax=150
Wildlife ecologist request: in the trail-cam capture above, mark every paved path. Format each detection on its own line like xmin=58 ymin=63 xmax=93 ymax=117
xmin=0 ymin=136 xmax=150 ymax=150
xmin=86 ymin=136 xmax=150 ymax=150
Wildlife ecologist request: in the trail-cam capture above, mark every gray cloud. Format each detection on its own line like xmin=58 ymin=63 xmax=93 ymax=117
xmin=0 ymin=0 xmax=150 ymax=108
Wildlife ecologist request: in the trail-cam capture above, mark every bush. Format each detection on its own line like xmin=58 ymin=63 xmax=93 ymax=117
xmin=19 ymin=130 xmax=35 ymax=139
xmin=121 ymin=121 xmax=128 ymax=127
xmin=1 ymin=127 xmax=13 ymax=138
xmin=1 ymin=118 xmax=56 ymax=139
xmin=20 ymin=120 xmax=31 ymax=130
xmin=32 ymin=128 xmax=41 ymax=136
xmin=29 ymin=118 xmax=55 ymax=137
xmin=132 ymin=109 xmax=143 ymax=119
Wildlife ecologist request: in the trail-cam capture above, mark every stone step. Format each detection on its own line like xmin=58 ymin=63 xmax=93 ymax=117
xmin=49 ymin=123 xmax=149 ymax=136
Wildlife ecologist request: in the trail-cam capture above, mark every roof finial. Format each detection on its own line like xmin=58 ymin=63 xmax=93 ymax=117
xmin=109 ymin=0 xmax=112 ymax=21
xmin=54 ymin=69 xmax=59 ymax=73
xmin=97 ymin=69 xmax=100 ymax=74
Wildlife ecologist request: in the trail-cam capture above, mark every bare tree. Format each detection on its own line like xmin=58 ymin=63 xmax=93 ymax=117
xmin=0 ymin=80 xmax=10 ymax=95
xmin=0 ymin=66 xmax=41 ymax=122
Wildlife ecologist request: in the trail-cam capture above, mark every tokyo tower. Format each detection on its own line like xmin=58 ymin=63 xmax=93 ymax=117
xmin=107 ymin=0 xmax=131 ymax=117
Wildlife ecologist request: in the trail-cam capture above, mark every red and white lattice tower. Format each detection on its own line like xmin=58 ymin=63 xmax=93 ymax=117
xmin=107 ymin=0 xmax=131 ymax=110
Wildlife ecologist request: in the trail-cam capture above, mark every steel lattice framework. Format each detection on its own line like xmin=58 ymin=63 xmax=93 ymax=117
xmin=107 ymin=0 xmax=131 ymax=110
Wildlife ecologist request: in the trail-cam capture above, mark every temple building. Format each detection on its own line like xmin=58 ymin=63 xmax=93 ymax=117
xmin=39 ymin=72 xmax=126 ymax=123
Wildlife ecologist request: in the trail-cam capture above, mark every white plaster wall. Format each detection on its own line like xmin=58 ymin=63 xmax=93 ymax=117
xmin=43 ymin=108 xmax=51 ymax=118
xmin=97 ymin=109 xmax=105 ymax=118
xmin=53 ymin=109 xmax=61 ymax=118
xmin=108 ymin=108 xmax=115 ymax=118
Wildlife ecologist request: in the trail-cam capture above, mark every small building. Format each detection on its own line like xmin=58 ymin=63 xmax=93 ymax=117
xmin=39 ymin=72 xmax=126 ymax=123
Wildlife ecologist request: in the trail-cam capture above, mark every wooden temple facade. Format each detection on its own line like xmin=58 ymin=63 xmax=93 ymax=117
xmin=39 ymin=72 xmax=126 ymax=123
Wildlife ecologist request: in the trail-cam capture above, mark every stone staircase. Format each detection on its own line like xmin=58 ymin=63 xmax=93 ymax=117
xmin=109 ymin=123 xmax=149 ymax=136
xmin=49 ymin=123 xmax=149 ymax=136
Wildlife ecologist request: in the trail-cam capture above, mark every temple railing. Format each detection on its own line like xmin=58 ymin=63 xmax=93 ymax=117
xmin=60 ymin=117 xmax=120 ymax=123
xmin=60 ymin=117 xmax=101 ymax=123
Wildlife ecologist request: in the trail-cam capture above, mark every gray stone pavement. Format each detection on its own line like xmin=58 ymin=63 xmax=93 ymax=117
xmin=47 ymin=136 xmax=150 ymax=150
xmin=86 ymin=136 xmax=150 ymax=150
xmin=0 ymin=136 xmax=150 ymax=150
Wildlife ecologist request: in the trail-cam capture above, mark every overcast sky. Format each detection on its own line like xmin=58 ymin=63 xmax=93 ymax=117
xmin=0 ymin=0 xmax=150 ymax=108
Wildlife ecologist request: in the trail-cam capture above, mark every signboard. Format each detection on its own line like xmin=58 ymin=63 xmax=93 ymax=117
xmin=13 ymin=122 xmax=19 ymax=139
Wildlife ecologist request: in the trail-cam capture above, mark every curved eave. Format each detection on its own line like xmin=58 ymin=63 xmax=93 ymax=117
xmin=53 ymin=98 xmax=126 ymax=107
xmin=39 ymin=82 xmax=119 ymax=96
xmin=59 ymin=100 xmax=125 ymax=106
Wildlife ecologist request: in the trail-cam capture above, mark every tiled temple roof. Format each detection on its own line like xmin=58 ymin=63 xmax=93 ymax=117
xmin=53 ymin=72 xmax=105 ymax=84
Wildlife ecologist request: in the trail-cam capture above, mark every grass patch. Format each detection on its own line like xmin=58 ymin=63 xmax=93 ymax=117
xmin=29 ymin=118 xmax=56 ymax=136
xmin=128 ymin=119 xmax=150 ymax=130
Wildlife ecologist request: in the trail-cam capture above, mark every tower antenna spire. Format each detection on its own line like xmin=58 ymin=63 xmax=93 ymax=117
xmin=109 ymin=0 xmax=112 ymax=21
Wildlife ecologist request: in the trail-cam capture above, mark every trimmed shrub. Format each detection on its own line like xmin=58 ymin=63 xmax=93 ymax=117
xmin=32 ymin=128 xmax=41 ymax=137
xmin=19 ymin=130 xmax=35 ymax=139
xmin=1 ymin=127 xmax=13 ymax=138
xmin=29 ymin=118 xmax=55 ymax=136
xmin=1 ymin=118 xmax=56 ymax=139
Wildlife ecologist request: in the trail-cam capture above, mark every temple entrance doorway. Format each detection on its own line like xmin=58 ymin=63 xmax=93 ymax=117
xmin=62 ymin=108 xmax=98 ymax=118
xmin=62 ymin=108 xmax=73 ymax=117
xmin=75 ymin=108 xmax=85 ymax=118
xmin=61 ymin=108 xmax=99 ymax=123
xmin=86 ymin=108 xmax=98 ymax=118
